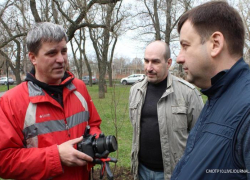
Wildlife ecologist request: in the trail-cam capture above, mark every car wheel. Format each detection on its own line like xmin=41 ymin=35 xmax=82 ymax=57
xmin=122 ymin=80 xmax=127 ymax=85
xmin=4 ymin=82 xmax=7 ymax=85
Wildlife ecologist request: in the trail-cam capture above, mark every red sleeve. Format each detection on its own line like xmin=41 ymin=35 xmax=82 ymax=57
xmin=82 ymin=85 xmax=102 ymax=137
xmin=79 ymin=83 xmax=102 ymax=170
xmin=0 ymin=97 xmax=63 ymax=179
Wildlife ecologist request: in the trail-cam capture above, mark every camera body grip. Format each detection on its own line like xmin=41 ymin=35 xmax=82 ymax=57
xmin=77 ymin=133 xmax=96 ymax=158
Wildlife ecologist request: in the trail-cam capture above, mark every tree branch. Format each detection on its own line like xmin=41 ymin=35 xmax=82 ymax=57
xmin=30 ymin=0 xmax=42 ymax=22
xmin=77 ymin=23 xmax=106 ymax=29
xmin=52 ymin=0 xmax=75 ymax=24
xmin=97 ymin=0 xmax=121 ymax=4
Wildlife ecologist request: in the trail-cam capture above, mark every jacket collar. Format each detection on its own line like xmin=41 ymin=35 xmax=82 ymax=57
xmin=167 ymin=72 xmax=173 ymax=88
xmin=27 ymin=71 xmax=76 ymax=108
xmin=137 ymin=72 xmax=173 ymax=92
xmin=201 ymin=58 xmax=248 ymax=99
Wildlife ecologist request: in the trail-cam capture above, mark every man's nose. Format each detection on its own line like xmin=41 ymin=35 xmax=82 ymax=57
xmin=176 ymin=53 xmax=185 ymax=64
xmin=56 ymin=53 xmax=65 ymax=63
xmin=146 ymin=62 xmax=153 ymax=71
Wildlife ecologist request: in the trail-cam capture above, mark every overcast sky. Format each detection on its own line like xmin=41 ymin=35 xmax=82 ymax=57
xmin=114 ymin=31 xmax=145 ymax=60
xmin=114 ymin=0 xmax=145 ymax=60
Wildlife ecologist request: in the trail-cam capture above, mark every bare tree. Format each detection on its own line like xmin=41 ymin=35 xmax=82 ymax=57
xmin=0 ymin=0 xmax=30 ymax=84
xmin=72 ymin=28 xmax=94 ymax=86
xmin=130 ymin=57 xmax=143 ymax=74
xmin=88 ymin=2 xmax=123 ymax=98
xmin=106 ymin=2 xmax=122 ymax=87
xmin=51 ymin=0 xmax=119 ymax=41
xmin=0 ymin=0 xmax=121 ymax=87
xmin=131 ymin=0 xmax=193 ymax=44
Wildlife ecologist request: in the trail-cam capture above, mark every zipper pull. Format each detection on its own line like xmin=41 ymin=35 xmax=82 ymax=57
xmin=65 ymin=123 xmax=70 ymax=137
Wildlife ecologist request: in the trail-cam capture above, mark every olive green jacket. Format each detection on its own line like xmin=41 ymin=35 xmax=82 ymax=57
xmin=129 ymin=73 xmax=204 ymax=180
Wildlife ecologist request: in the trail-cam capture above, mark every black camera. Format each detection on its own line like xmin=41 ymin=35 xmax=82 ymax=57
xmin=77 ymin=125 xmax=118 ymax=158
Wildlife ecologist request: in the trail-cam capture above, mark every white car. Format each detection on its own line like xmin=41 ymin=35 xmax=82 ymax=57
xmin=120 ymin=74 xmax=145 ymax=85
xmin=0 ymin=77 xmax=14 ymax=85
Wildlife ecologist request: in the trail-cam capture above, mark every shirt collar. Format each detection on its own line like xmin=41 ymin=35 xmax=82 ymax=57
xmin=211 ymin=69 xmax=229 ymax=85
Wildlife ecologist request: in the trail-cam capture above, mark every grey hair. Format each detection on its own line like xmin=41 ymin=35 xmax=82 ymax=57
xmin=26 ymin=22 xmax=68 ymax=55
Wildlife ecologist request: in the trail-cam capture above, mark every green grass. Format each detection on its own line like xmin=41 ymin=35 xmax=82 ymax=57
xmin=202 ymin=94 xmax=208 ymax=103
xmin=86 ymin=84 xmax=132 ymax=168
xmin=198 ymin=88 xmax=208 ymax=103
xmin=0 ymin=85 xmax=15 ymax=92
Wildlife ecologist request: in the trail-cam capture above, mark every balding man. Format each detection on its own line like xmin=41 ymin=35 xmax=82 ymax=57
xmin=129 ymin=41 xmax=204 ymax=180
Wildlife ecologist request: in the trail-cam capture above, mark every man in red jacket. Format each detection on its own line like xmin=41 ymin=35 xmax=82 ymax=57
xmin=0 ymin=22 xmax=102 ymax=180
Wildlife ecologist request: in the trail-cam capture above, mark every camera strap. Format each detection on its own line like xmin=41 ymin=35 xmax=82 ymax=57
xmin=94 ymin=157 xmax=117 ymax=180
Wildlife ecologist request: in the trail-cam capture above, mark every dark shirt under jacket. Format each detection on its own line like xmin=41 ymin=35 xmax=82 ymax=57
xmin=139 ymin=76 xmax=168 ymax=171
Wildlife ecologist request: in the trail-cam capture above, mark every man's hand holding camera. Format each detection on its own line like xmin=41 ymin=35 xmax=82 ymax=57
xmin=58 ymin=136 xmax=93 ymax=167
xmin=57 ymin=125 xmax=117 ymax=167
xmin=57 ymin=125 xmax=118 ymax=180
xmin=76 ymin=125 xmax=118 ymax=180
xmin=77 ymin=126 xmax=118 ymax=159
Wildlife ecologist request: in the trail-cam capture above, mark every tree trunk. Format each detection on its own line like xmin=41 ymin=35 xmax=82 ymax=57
xmin=82 ymin=29 xmax=93 ymax=87
xmin=98 ymin=61 xmax=106 ymax=98
xmin=14 ymin=68 xmax=22 ymax=84
xmin=107 ymin=62 xmax=112 ymax=87
xmin=165 ymin=0 xmax=172 ymax=45
xmin=153 ymin=0 xmax=161 ymax=40
xmin=107 ymin=36 xmax=117 ymax=87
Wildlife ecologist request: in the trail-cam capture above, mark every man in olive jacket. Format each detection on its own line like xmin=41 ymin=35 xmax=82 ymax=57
xmin=129 ymin=41 xmax=203 ymax=180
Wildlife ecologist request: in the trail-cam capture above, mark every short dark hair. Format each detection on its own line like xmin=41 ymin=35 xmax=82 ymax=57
xmin=178 ymin=1 xmax=245 ymax=56
xmin=27 ymin=22 xmax=68 ymax=55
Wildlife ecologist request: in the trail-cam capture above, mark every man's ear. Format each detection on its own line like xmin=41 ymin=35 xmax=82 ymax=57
xmin=210 ymin=31 xmax=224 ymax=58
xmin=28 ymin=52 xmax=37 ymax=65
xmin=167 ymin=58 xmax=172 ymax=68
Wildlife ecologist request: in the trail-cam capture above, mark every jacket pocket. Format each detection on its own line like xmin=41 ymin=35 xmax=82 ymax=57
xmin=129 ymin=102 xmax=139 ymax=125
xmin=202 ymin=122 xmax=234 ymax=140
xmin=171 ymin=106 xmax=188 ymax=131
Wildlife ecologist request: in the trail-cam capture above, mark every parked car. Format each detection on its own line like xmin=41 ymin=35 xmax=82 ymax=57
xmin=120 ymin=74 xmax=145 ymax=85
xmin=82 ymin=76 xmax=98 ymax=84
xmin=0 ymin=77 xmax=14 ymax=85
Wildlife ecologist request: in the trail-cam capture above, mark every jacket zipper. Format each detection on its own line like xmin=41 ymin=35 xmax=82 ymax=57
xmin=64 ymin=117 xmax=70 ymax=137
xmin=56 ymin=93 xmax=70 ymax=137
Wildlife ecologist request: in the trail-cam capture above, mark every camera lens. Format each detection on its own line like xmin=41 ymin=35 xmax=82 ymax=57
xmin=93 ymin=135 xmax=118 ymax=154
xmin=94 ymin=137 xmax=105 ymax=153
xmin=106 ymin=135 xmax=118 ymax=152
